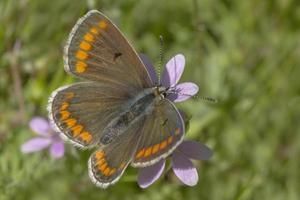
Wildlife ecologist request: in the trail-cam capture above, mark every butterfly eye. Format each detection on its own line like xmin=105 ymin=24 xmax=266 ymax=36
xmin=162 ymin=91 xmax=167 ymax=98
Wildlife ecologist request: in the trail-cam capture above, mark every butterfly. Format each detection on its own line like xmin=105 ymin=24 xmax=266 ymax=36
xmin=48 ymin=10 xmax=198 ymax=188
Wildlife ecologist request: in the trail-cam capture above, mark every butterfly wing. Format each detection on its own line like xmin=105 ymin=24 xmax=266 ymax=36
xmin=131 ymin=98 xmax=185 ymax=167
xmin=88 ymin=98 xmax=184 ymax=187
xmin=48 ymin=82 xmax=133 ymax=148
xmin=64 ymin=10 xmax=153 ymax=90
xmin=88 ymin=116 xmax=146 ymax=188
xmin=49 ymin=10 xmax=155 ymax=148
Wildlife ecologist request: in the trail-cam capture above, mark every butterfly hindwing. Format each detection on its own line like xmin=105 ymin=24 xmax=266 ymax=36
xmin=131 ymin=98 xmax=185 ymax=167
xmin=88 ymin=116 xmax=146 ymax=188
xmin=65 ymin=10 xmax=152 ymax=90
xmin=48 ymin=81 xmax=133 ymax=148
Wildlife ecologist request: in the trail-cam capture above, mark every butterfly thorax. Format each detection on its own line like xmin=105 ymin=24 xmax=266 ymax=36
xmin=99 ymin=87 xmax=166 ymax=145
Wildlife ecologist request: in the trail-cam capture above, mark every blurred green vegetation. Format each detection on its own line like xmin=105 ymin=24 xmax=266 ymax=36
xmin=1 ymin=0 xmax=300 ymax=199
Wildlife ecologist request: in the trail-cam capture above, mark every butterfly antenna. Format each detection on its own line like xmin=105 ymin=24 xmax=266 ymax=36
xmin=158 ymin=35 xmax=164 ymax=85
xmin=196 ymin=95 xmax=218 ymax=103
xmin=167 ymin=90 xmax=218 ymax=103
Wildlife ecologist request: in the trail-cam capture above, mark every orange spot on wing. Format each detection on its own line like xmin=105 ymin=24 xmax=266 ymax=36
xmin=99 ymin=20 xmax=108 ymax=29
xmin=144 ymin=147 xmax=152 ymax=157
xmin=76 ymin=50 xmax=88 ymax=60
xmin=90 ymin=27 xmax=99 ymax=35
xmin=103 ymin=167 xmax=111 ymax=176
xmin=60 ymin=110 xmax=70 ymax=120
xmin=95 ymin=151 xmax=104 ymax=159
xmin=83 ymin=33 xmax=94 ymax=42
xmin=97 ymin=158 xmax=105 ymax=166
xmin=75 ymin=61 xmax=87 ymax=73
xmin=79 ymin=131 xmax=92 ymax=143
xmin=175 ymin=128 xmax=181 ymax=135
xmin=79 ymin=41 xmax=92 ymax=51
xmin=135 ymin=149 xmax=145 ymax=159
xmin=100 ymin=163 xmax=107 ymax=172
xmin=71 ymin=125 xmax=83 ymax=137
xmin=60 ymin=102 xmax=69 ymax=110
xmin=160 ymin=140 xmax=167 ymax=150
xmin=152 ymin=144 xmax=160 ymax=154
xmin=66 ymin=92 xmax=74 ymax=99
xmin=109 ymin=168 xmax=116 ymax=176
xmin=168 ymin=136 xmax=173 ymax=144
xmin=64 ymin=118 xmax=77 ymax=127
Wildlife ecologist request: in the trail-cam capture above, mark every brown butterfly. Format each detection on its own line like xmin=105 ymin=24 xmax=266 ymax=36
xmin=48 ymin=10 xmax=186 ymax=188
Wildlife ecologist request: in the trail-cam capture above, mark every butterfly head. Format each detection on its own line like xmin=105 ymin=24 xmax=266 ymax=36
xmin=153 ymin=85 xmax=168 ymax=99
xmin=154 ymin=85 xmax=186 ymax=100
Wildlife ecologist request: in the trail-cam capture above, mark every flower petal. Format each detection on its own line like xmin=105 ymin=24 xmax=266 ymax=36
xmin=29 ymin=117 xmax=50 ymax=136
xmin=138 ymin=159 xmax=165 ymax=188
xmin=162 ymin=54 xmax=185 ymax=87
xmin=21 ymin=137 xmax=51 ymax=153
xmin=178 ymin=140 xmax=213 ymax=160
xmin=49 ymin=141 xmax=65 ymax=158
xmin=168 ymin=82 xmax=199 ymax=102
xmin=139 ymin=53 xmax=158 ymax=85
xmin=172 ymin=151 xmax=198 ymax=186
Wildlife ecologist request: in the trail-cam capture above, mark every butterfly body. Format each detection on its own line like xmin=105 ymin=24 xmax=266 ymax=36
xmin=100 ymin=87 xmax=165 ymax=145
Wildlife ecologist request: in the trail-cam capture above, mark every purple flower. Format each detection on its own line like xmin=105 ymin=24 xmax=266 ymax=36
xmin=21 ymin=117 xmax=65 ymax=158
xmin=140 ymin=53 xmax=199 ymax=102
xmin=137 ymin=54 xmax=212 ymax=188
xmin=138 ymin=140 xmax=213 ymax=188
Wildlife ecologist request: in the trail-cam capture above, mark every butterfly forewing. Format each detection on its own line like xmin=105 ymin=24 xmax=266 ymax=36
xmin=65 ymin=10 xmax=152 ymax=90
xmin=48 ymin=82 xmax=133 ymax=148
xmin=131 ymin=99 xmax=185 ymax=167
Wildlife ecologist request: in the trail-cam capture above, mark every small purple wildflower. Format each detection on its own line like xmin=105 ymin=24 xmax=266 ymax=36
xmin=21 ymin=117 xmax=65 ymax=158
xmin=140 ymin=53 xmax=199 ymax=102
xmin=137 ymin=54 xmax=212 ymax=188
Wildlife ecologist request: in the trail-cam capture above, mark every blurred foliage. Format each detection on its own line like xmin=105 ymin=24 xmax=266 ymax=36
xmin=1 ymin=0 xmax=300 ymax=199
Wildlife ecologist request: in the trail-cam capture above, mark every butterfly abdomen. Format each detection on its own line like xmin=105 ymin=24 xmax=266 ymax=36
xmin=100 ymin=89 xmax=157 ymax=145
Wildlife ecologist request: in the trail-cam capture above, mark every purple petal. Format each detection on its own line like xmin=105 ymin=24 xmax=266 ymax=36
xmin=178 ymin=140 xmax=213 ymax=160
xmin=21 ymin=137 xmax=51 ymax=153
xmin=139 ymin=53 xmax=158 ymax=85
xmin=49 ymin=141 xmax=65 ymax=158
xmin=172 ymin=151 xmax=198 ymax=186
xmin=138 ymin=159 xmax=165 ymax=188
xmin=168 ymin=82 xmax=199 ymax=102
xmin=51 ymin=133 xmax=63 ymax=143
xmin=29 ymin=117 xmax=50 ymax=136
xmin=162 ymin=54 xmax=185 ymax=87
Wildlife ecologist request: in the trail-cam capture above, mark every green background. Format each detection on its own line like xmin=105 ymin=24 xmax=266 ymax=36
xmin=1 ymin=0 xmax=300 ymax=199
